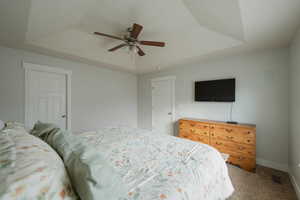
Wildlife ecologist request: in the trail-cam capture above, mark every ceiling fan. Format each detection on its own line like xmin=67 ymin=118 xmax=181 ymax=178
xmin=94 ymin=23 xmax=165 ymax=56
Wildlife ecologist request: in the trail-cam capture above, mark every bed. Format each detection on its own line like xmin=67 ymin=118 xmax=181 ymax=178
xmin=1 ymin=122 xmax=234 ymax=200
xmin=75 ymin=127 xmax=234 ymax=200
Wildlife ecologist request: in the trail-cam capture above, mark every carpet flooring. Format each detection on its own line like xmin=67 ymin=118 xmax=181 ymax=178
xmin=227 ymin=165 xmax=298 ymax=200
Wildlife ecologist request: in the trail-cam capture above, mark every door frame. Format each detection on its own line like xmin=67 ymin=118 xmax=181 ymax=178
xmin=23 ymin=62 xmax=72 ymax=130
xmin=151 ymin=76 xmax=176 ymax=135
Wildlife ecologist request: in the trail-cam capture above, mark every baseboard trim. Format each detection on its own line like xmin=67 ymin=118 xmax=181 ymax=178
xmin=256 ymin=158 xmax=289 ymax=172
xmin=290 ymin=174 xmax=300 ymax=200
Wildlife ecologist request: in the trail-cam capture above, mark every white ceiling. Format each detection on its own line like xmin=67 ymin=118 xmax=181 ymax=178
xmin=1 ymin=0 xmax=300 ymax=74
xmin=183 ymin=0 xmax=245 ymax=40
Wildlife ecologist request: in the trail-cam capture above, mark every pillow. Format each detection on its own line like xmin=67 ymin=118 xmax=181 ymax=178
xmin=31 ymin=121 xmax=126 ymax=200
xmin=0 ymin=120 xmax=4 ymax=130
xmin=0 ymin=124 xmax=78 ymax=200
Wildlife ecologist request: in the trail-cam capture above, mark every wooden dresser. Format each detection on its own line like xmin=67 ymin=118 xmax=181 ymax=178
xmin=179 ymin=118 xmax=256 ymax=172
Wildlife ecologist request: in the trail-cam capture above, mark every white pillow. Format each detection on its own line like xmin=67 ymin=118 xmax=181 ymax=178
xmin=0 ymin=120 xmax=4 ymax=130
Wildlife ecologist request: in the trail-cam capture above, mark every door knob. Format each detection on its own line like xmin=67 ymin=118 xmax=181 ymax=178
xmin=62 ymin=115 xmax=66 ymax=118
xmin=168 ymin=112 xmax=172 ymax=115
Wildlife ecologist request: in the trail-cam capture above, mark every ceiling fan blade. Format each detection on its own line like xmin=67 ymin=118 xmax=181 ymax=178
xmin=130 ymin=24 xmax=143 ymax=39
xmin=136 ymin=46 xmax=145 ymax=56
xmin=94 ymin=32 xmax=124 ymax=41
xmin=108 ymin=44 xmax=128 ymax=52
xmin=140 ymin=41 xmax=165 ymax=47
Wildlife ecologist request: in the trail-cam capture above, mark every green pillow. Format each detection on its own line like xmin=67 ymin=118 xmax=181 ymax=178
xmin=30 ymin=121 xmax=127 ymax=200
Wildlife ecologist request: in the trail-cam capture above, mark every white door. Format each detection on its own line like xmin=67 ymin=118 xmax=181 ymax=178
xmin=25 ymin=65 xmax=70 ymax=130
xmin=152 ymin=77 xmax=175 ymax=135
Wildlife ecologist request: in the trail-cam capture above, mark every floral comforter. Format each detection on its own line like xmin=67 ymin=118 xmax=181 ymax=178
xmin=0 ymin=124 xmax=77 ymax=200
xmin=79 ymin=127 xmax=234 ymax=200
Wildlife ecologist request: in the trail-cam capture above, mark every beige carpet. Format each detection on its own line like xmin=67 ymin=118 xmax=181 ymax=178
xmin=227 ymin=165 xmax=298 ymax=200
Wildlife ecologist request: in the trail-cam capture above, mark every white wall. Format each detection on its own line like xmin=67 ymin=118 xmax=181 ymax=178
xmin=138 ymin=48 xmax=290 ymax=170
xmin=0 ymin=44 xmax=292 ymax=172
xmin=289 ymin=28 xmax=300 ymax=193
xmin=0 ymin=46 xmax=138 ymax=131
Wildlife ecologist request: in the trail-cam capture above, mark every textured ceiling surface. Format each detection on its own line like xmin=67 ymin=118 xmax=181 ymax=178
xmin=0 ymin=0 xmax=300 ymax=73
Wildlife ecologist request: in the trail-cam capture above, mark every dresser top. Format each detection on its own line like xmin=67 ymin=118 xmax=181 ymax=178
xmin=180 ymin=118 xmax=256 ymax=128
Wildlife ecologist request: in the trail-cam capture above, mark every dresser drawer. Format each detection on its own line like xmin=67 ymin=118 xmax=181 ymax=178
xmin=179 ymin=120 xmax=204 ymax=128
xmin=227 ymin=154 xmax=256 ymax=172
xmin=179 ymin=121 xmax=209 ymax=137
xmin=211 ymin=125 xmax=255 ymax=145
xmin=195 ymin=122 xmax=210 ymax=130
xmin=192 ymin=134 xmax=210 ymax=144
xmin=180 ymin=132 xmax=210 ymax=144
xmin=211 ymin=139 xmax=255 ymax=158
xmin=210 ymin=143 xmax=256 ymax=171
xmin=179 ymin=128 xmax=209 ymax=137
xmin=190 ymin=127 xmax=209 ymax=136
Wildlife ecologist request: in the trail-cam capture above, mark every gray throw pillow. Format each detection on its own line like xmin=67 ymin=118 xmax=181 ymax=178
xmin=30 ymin=121 xmax=126 ymax=200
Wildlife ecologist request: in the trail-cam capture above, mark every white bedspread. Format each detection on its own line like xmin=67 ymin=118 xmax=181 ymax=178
xmin=79 ymin=127 xmax=234 ymax=200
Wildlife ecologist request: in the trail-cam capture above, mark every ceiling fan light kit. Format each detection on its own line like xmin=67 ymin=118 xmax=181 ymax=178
xmin=94 ymin=23 xmax=165 ymax=56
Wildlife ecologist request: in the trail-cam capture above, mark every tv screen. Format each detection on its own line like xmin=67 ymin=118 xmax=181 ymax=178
xmin=195 ymin=79 xmax=235 ymax=102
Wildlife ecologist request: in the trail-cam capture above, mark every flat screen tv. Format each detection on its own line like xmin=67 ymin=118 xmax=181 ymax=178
xmin=195 ymin=78 xmax=235 ymax=102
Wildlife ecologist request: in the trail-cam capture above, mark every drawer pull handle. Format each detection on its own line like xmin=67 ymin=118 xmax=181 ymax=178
xmin=238 ymin=147 xmax=245 ymax=150
xmin=190 ymin=124 xmax=195 ymax=127
xmin=226 ymin=136 xmax=234 ymax=140
xmin=238 ymin=156 xmax=245 ymax=161
xmin=216 ymin=142 xmax=222 ymax=145
xmin=225 ymin=129 xmax=233 ymax=133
